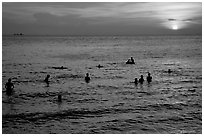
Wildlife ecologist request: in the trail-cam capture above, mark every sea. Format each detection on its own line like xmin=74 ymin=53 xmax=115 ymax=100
xmin=2 ymin=35 xmax=202 ymax=134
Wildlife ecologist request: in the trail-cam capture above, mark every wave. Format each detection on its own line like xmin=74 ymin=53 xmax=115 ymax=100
xmin=2 ymin=108 xmax=130 ymax=122
xmin=97 ymin=85 xmax=119 ymax=90
xmin=3 ymin=100 xmax=200 ymax=122
xmin=56 ymin=73 xmax=84 ymax=79
xmin=17 ymin=91 xmax=60 ymax=99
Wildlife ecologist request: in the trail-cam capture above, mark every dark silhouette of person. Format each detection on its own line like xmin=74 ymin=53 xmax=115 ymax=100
xmin=134 ymin=78 xmax=138 ymax=84
xmin=44 ymin=74 xmax=50 ymax=86
xmin=97 ymin=64 xmax=103 ymax=68
xmin=126 ymin=57 xmax=135 ymax=64
xmin=130 ymin=57 xmax=135 ymax=64
xmin=146 ymin=72 xmax=152 ymax=83
xmin=58 ymin=94 xmax=62 ymax=102
xmin=126 ymin=59 xmax=131 ymax=64
xmin=139 ymin=75 xmax=144 ymax=84
xmin=85 ymin=73 xmax=90 ymax=83
xmin=168 ymin=69 xmax=172 ymax=74
xmin=5 ymin=78 xmax=14 ymax=95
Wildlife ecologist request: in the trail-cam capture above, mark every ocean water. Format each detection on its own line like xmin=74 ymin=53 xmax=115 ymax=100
xmin=2 ymin=35 xmax=202 ymax=134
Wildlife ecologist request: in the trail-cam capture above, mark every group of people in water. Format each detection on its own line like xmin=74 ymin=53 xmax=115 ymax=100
xmin=134 ymin=72 xmax=152 ymax=85
xmin=126 ymin=57 xmax=135 ymax=64
xmin=4 ymin=57 xmax=153 ymax=102
xmin=85 ymin=72 xmax=152 ymax=85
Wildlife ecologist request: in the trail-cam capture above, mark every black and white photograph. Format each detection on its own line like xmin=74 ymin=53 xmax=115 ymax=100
xmin=2 ymin=2 xmax=202 ymax=134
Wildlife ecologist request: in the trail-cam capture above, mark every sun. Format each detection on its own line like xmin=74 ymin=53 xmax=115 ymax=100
xmin=172 ymin=25 xmax=178 ymax=30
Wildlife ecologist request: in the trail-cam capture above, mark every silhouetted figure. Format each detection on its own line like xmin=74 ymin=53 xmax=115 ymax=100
xmin=97 ymin=64 xmax=103 ymax=68
xmin=44 ymin=74 xmax=50 ymax=86
xmin=168 ymin=69 xmax=172 ymax=74
xmin=60 ymin=66 xmax=64 ymax=69
xmin=58 ymin=94 xmax=62 ymax=102
xmin=130 ymin=57 xmax=135 ymax=64
xmin=139 ymin=75 xmax=144 ymax=84
xmin=134 ymin=78 xmax=138 ymax=84
xmin=126 ymin=59 xmax=131 ymax=64
xmin=126 ymin=57 xmax=135 ymax=64
xmin=5 ymin=78 xmax=14 ymax=95
xmin=146 ymin=72 xmax=152 ymax=83
xmin=85 ymin=73 xmax=90 ymax=83
xmin=52 ymin=66 xmax=67 ymax=69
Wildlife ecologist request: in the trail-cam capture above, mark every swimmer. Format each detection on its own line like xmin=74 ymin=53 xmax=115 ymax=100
xmin=5 ymin=78 xmax=14 ymax=95
xmin=134 ymin=78 xmax=138 ymax=84
xmin=139 ymin=75 xmax=144 ymax=84
xmin=126 ymin=57 xmax=135 ymax=64
xmin=85 ymin=73 xmax=90 ymax=83
xmin=130 ymin=57 xmax=135 ymax=64
xmin=97 ymin=64 xmax=103 ymax=68
xmin=44 ymin=74 xmax=50 ymax=86
xmin=146 ymin=72 xmax=152 ymax=83
xmin=58 ymin=94 xmax=62 ymax=102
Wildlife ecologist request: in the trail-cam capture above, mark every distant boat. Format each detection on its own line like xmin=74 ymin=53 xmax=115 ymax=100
xmin=13 ymin=33 xmax=24 ymax=36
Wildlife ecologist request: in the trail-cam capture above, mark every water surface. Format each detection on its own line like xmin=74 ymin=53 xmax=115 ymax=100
xmin=2 ymin=35 xmax=202 ymax=134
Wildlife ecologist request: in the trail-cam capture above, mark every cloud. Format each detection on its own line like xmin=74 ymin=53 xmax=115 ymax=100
xmin=3 ymin=3 xmax=201 ymax=22
xmin=167 ymin=18 xmax=201 ymax=25
xmin=182 ymin=19 xmax=193 ymax=22
xmin=168 ymin=19 xmax=177 ymax=21
xmin=2 ymin=2 xmax=202 ymax=35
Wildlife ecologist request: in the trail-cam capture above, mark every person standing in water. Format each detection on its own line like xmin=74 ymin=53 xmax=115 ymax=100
xmin=168 ymin=69 xmax=172 ymax=74
xmin=130 ymin=57 xmax=135 ymax=64
xmin=5 ymin=78 xmax=14 ymax=95
xmin=139 ymin=75 xmax=144 ymax=84
xmin=58 ymin=94 xmax=62 ymax=102
xmin=134 ymin=78 xmax=138 ymax=85
xmin=146 ymin=72 xmax=152 ymax=83
xmin=85 ymin=73 xmax=90 ymax=83
xmin=44 ymin=74 xmax=50 ymax=86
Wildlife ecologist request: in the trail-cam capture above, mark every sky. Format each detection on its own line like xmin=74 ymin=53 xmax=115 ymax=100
xmin=2 ymin=2 xmax=202 ymax=35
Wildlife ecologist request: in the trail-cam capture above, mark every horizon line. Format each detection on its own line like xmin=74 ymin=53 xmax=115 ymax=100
xmin=2 ymin=33 xmax=202 ymax=37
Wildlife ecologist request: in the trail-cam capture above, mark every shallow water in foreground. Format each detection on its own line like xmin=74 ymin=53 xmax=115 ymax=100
xmin=2 ymin=35 xmax=202 ymax=134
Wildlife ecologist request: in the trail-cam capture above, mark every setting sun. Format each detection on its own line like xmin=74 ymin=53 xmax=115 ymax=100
xmin=172 ymin=25 xmax=178 ymax=30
